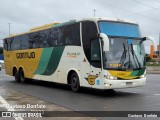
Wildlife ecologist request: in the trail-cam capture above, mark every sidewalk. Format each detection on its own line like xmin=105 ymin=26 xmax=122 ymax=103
xmin=146 ymin=66 xmax=160 ymax=74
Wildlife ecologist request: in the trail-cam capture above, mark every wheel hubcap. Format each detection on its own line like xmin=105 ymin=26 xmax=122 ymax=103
xmin=72 ymin=76 xmax=78 ymax=88
xmin=15 ymin=71 xmax=18 ymax=80
xmin=20 ymin=71 xmax=24 ymax=81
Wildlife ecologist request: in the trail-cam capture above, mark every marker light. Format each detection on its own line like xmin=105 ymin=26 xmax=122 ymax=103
xmin=104 ymin=75 xmax=117 ymax=80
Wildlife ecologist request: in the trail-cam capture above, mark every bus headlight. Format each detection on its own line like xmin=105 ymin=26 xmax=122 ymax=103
xmin=140 ymin=70 xmax=146 ymax=78
xmin=104 ymin=75 xmax=117 ymax=80
xmin=140 ymin=75 xmax=146 ymax=78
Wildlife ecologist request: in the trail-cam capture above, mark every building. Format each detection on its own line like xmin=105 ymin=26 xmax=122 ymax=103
xmin=149 ymin=37 xmax=160 ymax=61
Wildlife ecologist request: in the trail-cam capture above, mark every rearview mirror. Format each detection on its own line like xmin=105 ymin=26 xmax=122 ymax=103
xmin=143 ymin=36 xmax=157 ymax=51
xmin=99 ymin=33 xmax=109 ymax=51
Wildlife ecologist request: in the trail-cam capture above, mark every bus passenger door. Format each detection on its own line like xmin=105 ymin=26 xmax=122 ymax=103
xmin=81 ymin=21 xmax=102 ymax=88
xmin=89 ymin=39 xmax=102 ymax=88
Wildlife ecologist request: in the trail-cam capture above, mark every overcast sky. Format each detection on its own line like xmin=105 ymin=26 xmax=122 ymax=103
xmin=0 ymin=0 xmax=160 ymax=53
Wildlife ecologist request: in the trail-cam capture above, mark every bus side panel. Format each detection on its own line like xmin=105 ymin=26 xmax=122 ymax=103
xmin=52 ymin=46 xmax=84 ymax=84
xmin=4 ymin=48 xmax=43 ymax=79
xmin=57 ymin=46 xmax=103 ymax=89
xmin=4 ymin=50 xmax=13 ymax=76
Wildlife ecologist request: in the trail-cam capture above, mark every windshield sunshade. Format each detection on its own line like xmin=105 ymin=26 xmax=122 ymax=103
xmin=99 ymin=21 xmax=141 ymax=38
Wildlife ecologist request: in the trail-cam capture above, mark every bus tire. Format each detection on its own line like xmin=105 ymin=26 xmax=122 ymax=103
xmin=19 ymin=68 xmax=26 ymax=83
xmin=13 ymin=68 xmax=20 ymax=82
xmin=70 ymin=72 xmax=80 ymax=92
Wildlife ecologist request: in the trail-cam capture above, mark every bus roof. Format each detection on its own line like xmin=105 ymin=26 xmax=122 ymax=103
xmin=5 ymin=17 xmax=138 ymax=39
xmin=76 ymin=17 xmax=138 ymax=25
xmin=6 ymin=22 xmax=60 ymax=38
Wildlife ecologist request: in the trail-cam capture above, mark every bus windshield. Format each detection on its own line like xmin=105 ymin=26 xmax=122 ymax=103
xmin=99 ymin=21 xmax=146 ymax=70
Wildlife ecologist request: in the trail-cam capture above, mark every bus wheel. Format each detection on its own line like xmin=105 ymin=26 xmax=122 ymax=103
xmin=71 ymin=72 xmax=80 ymax=92
xmin=14 ymin=69 xmax=20 ymax=82
xmin=19 ymin=69 xmax=26 ymax=83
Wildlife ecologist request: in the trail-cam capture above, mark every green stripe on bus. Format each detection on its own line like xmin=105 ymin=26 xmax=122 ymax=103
xmin=130 ymin=70 xmax=139 ymax=76
xmin=130 ymin=69 xmax=145 ymax=76
xmin=35 ymin=46 xmax=65 ymax=76
xmin=137 ymin=69 xmax=145 ymax=76
xmin=34 ymin=48 xmax=53 ymax=75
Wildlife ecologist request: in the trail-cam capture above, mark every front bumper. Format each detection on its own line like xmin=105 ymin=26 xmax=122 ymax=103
xmin=103 ymin=77 xmax=146 ymax=89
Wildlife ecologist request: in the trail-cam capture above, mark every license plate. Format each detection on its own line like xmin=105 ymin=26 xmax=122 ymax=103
xmin=126 ymin=82 xmax=133 ymax=86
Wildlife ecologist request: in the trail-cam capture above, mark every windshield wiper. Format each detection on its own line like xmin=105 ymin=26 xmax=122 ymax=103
xmin=118 ymin=43 xmax=127 ymax=69
xmin=131 ymin=43 xmax=141 ymax=68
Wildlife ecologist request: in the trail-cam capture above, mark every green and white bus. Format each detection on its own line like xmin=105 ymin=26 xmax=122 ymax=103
xmin=3 ymin=17 xmax=153 ymax=92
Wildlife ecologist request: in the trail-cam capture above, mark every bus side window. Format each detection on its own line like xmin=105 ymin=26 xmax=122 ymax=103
xmin=7 ymin=38 xmax=12 ymax=50
xmin=90 ymin=39 xmax=101 ymax=68
xmin=91 ymin=39 xmax=101 ymax=61
xmin=3 ymin=39 xmax=8 ymax=51
xmin=71 ymin=23 xmax=80 ymax=46
xmin=11 ymin=37 xmax=21 ymax=50
xmin=63 ymin=23 xmax=80 ymax=46
xmin=49 ymin=28 xmax=57 ymax=46
xmin=21 ymin=35 xmax=29 ymax=50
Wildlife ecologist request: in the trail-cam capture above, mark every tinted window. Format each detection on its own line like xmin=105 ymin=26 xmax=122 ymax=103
xmin=7 ymin=38 xmax=12 ymax=51
xmin=50 ymin=28 xmax=60 ymax=46
xmin=99 ymin=21 xmax=141 ymax=38
xmin=63 ymin=23 xmax=80 ymax=46
xmin=29 ymin=32 xmax=42 ymax=48
xmin=21 ymin=35 xmax=28 ymax=50
xmin=11 ymin=36 xmax=21 ymax=50
xmin=4 ymin=35 xmax=28 ymax=51
xmin=3 ymin=39 xmax=8 ymax=50
xmin=82 ymin=21 xmax=98 ymax=67
xmin=28 ymin=30 xmax=51 ymax=48
xmin=91 ymin=39 xmax=101 ymax=61
xmin=91 ymin=39 xmax=101 ymax=68
xmin=27 ymin=23 xmax=80 ymax=48
xmin=51 ymin=23 xmax=80 ymax=46
xmin=4 ymin=22 xmax=80 ymax=50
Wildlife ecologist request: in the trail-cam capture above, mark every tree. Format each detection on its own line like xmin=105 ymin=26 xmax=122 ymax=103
xmin=145 ymin=54 xmax=152 ymax=62
xmin=0 ymin=47 xmax=3 ymax=54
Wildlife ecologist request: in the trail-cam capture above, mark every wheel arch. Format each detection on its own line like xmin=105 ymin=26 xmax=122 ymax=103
xmin=18 ymin=66 xmax=26 ymax=77
xmin=19 ymin=67 xmax=23 ymax=72
xmin=67 ymin=68 xmax=81 ymax=86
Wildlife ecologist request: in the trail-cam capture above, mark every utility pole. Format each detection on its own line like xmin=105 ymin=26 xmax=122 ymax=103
xmin=9 ymin=23 xmax=11 ymax=35
xmin=159 ymin=31 xmax=160 ymax=58
xmin=93 ymin=9 xmax=96 ymax=17
xmin=159 ymin=31 xmax=160 ymax=45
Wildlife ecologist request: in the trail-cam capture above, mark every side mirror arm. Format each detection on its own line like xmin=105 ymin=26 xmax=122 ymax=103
xmin=98 ymin=33 xmax=110 ymax=52
xmin=142 ymin=36 xmax=157 ymax=51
